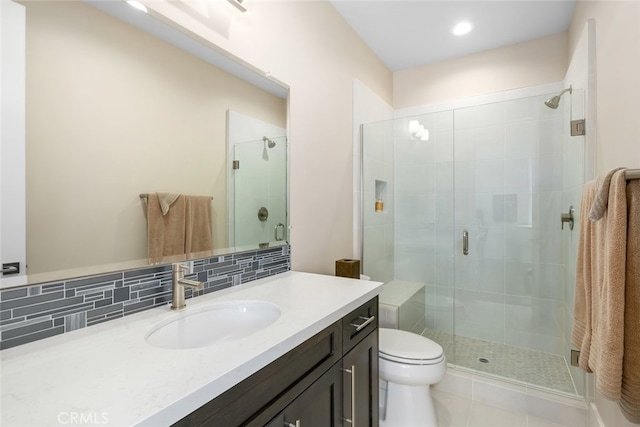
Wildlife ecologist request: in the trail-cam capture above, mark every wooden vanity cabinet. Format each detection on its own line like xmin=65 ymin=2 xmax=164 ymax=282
xmin=264 ymin=363 xmax=343 ymax=427
xmin=172 ymin=297 xmax=378 ymax=427
xmin=342 ymin=297 xmax=379 ymax=427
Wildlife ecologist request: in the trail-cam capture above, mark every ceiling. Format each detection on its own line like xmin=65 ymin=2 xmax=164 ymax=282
xmin=329 ymin=0 xmax=577 ymax=72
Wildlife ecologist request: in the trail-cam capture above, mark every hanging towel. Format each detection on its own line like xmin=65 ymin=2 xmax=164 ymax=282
xmin=185 ymin=195 xmax=213 ymax=258
xmin=572 ymin=180 xmax=595 ymax=370
xmin=146 ymin=193 xmax=187 ymax=264
xmin=573 ymin=169 xmax=628 ymax=400
xmin=589 ymin=167 xmax=626 ymax=221
xmin=619 ymin=179 xmax=640 ymax=423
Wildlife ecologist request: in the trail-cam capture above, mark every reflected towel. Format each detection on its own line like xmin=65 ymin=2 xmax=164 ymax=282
xmin=157 ymin=192 xmax=180 ymax=216
xmin=573 ymin=170 xmax=628 ymax=400
xmin=185 ymin=195 xmax=213 ymax=257
xmin=619 ymin=179 xmax=640 ymax=423
xmin=147 ymin=193 xmax=186 ymax=264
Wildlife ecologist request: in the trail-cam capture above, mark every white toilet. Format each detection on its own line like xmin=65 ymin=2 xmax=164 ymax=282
xmin=379 ymin=328 xmax=446 ymax=427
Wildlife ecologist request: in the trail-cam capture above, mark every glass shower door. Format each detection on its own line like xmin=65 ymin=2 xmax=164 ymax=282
xmin=452 ymin=94 xmax=577 ymax=393
xmin=231 ymin=136 xmax=287 ymax=247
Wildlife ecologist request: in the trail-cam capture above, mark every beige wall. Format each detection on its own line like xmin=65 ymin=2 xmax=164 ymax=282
xmin=568 ymin=1 xmax=640 ymax=426
xmin=569 ymin=0 xmax=640 ymax=177
xmin=393 ymin=32 xmax=568 ymax=109
xmin=25 ymin=1 xmax=286 ymax=274
xmin=148 ymin=0 xmax=393 ymax=274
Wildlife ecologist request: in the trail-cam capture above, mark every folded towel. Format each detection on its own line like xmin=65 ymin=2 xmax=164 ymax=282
xmin=619 ymin=179 xmax=640 ymax=423
xmin=157 ymin=192 xmax=180 ymax=216
xmin=573 ymin=170 xmax=628 ymax=400
xmin=185 ymin=195 xmax=213 ymax=257
xmin=589 ymin=167 xmax=626 ymax=221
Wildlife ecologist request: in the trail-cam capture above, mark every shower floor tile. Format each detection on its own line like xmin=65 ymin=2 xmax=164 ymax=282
xmin=421 ymin=329 xmax=577 ymax=395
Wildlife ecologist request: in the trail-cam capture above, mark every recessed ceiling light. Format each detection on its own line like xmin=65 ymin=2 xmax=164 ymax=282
xmin=451 ymin=21 xmax=473 ymax=36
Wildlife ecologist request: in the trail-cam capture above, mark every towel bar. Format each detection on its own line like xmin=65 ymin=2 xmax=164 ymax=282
xmin=139 ymin=193 xmax=213 ymax=200
xmin=626 ymin=169 xmax=640 ymax=181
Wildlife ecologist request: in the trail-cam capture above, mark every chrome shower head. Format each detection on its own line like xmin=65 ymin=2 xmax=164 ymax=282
xmin=263 ymin=136 xmax=276 ymax=148
xmin=544 ymin=85 xmax=572 ymax=109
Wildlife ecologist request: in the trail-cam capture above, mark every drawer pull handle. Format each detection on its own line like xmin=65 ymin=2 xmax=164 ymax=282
xmin=342 ymin=365 xmax=356 ymax=425
xmin=350 ymin=315 xmax=375 ymax=331
xmin=284 ymin=420 xmax=300 ymax=427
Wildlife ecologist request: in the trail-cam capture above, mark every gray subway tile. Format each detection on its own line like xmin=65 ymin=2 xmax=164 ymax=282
xmin=124 ymin=266 xmax=170 ymax=279
xmin=14 ymin=296 xmax=84 ymax=318
xmin=42 ymin=283 xmax=65 ymax=293
xmin=29 ymin=302 xmax=94 ymax=320
xmin=154 ymin=295 xmax=172 ymax=305
xmin=0 ymin=326 xmax=64 ymax=350
xmin=0 ymin=291 xmax=65 ymax=311
xmin=129 ymin=280 xmax=161 ymax=292
xmin=95 ymin=298 xmax=114 ymax=308
xmin=0 ymin=288 xmax=28 ymax=301
xmin=87 ymin=303 xmax=123 ymax=320
xmin=2 ymin=319 xmax=53 ymax=341
xmin=0 ymin=245 xmax=290 ymax=350
xmin=65 ymin=273 xmax=122 ymax=289
xmin=138 ymin=285 xmax=171 ymax=299
xmin=123 ymin=299 xmax=154 ymax=315
xmin=0 ymin=317 xmax=26 ymax=327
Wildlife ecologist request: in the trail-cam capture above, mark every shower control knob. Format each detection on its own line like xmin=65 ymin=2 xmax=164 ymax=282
xmin=258 ymin=207 xmax=269 ymax=222
xmin=560 ymin=205 xmax=574 ymax=230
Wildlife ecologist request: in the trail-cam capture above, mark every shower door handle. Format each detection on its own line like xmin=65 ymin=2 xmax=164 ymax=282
xmin=274 ymin=223 xmax=285 ymax=241
xmin=462 ymin=230 xmax=469 ymax=255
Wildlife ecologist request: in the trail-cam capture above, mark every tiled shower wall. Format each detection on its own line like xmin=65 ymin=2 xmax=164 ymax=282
xmin=0 ymin=246 xmax=290 ymax=350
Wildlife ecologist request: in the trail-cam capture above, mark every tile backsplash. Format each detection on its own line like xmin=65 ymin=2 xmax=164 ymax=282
xmin=0 ymin=246 xmax=290 ymax=350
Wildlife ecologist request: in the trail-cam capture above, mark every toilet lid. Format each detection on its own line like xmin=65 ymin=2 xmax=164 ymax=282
xmin=379 ymin=328 xmax=443 ymax=361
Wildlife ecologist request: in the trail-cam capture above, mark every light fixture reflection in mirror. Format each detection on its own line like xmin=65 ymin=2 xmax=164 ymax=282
xmin=126 ymin=1 xmax=147 ymax=14
xmin=408 ymin=119 xmax=429 ymax=141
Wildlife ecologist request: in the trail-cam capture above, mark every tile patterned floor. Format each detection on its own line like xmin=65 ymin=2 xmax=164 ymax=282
xmin=421 ymin=329 xmax=577 ymax=394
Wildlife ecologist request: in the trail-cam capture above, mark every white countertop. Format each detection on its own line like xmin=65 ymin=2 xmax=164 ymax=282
xmin=0 ymin=271 xmax=382 ymax=426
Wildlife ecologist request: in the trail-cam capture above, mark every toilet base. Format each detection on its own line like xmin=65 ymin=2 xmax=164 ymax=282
xmin=380 ymin=381 xmax=437 ymax=427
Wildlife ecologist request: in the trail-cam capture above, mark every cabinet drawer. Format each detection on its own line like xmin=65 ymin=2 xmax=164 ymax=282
xmin=342 ymin=297 xmax=378 ymax=354
xmin=174 ymin=320 xmax=342 ymax=427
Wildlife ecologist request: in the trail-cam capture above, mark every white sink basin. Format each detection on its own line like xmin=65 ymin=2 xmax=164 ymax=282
xmin=145 ymin=300 xmax=281 ymax=349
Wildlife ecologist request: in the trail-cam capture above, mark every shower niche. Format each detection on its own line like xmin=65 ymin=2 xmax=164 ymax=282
xmin=375 ymin=180 xmax=387 ymax=212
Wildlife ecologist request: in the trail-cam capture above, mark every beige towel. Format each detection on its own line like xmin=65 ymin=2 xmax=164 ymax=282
xmin=157 ymin=192 xmax=180 ymax=216
xmin=185 ymin=195 xmax=213 ymax=257
xmin=147 ymin=193 xmax=187 ymax=264
xmin=589 ymin=167 xmax=626 ymax=221
xmin=619 ymin=179 xmax=640 ymax=423
xmin=573 ymin=170 xmax=628 ymax=400
xmin=573 ymin=180 xmax=595 ymax=369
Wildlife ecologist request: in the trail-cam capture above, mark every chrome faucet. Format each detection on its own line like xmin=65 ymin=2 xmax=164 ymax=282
xmin=171 ymin=263 xmax=204 ymax=310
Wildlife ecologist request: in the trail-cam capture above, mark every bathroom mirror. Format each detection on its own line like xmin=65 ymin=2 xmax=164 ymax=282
xmin=1 ymin=0 xmax=288 ymax=289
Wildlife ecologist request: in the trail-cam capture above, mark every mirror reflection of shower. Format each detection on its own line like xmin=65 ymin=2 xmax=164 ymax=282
xmin=262 ymin=136 xmax=277 ymax=160
xmin=544 ymin=85 xmax=572 ymax=109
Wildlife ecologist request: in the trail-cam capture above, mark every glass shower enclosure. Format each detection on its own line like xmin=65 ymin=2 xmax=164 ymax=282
xmin=230 ymin=136 xmax=288 ymax=248
xmin=362 ymin=89 xmax=586 ymax=397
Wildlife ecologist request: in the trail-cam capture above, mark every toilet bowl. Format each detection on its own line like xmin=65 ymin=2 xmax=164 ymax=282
xmin=379 ymin=328 xmax=446 ymax=427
